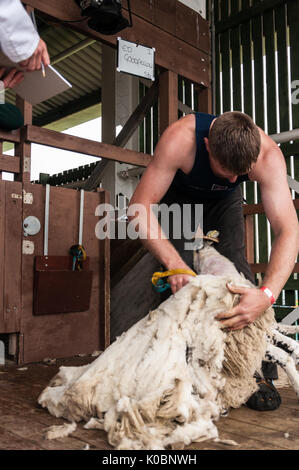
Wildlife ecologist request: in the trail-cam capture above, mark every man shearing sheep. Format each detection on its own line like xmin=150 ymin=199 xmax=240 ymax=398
xmin=128 ymin=110 xmax=299 ymax=410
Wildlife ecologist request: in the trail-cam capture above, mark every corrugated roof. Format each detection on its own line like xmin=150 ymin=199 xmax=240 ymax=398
xmin=5 ymin=16 xmax=103 ymax=127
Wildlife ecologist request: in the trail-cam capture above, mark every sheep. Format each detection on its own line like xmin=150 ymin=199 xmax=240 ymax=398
xmin=37 ymin=244 xmax=299 ymax=450
xmin=198 ymin=245 xmax=299 ymax=404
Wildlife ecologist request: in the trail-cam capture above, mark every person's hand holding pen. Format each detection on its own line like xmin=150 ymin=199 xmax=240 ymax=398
xmin=18 ymin=39 xmax=50 ymax=75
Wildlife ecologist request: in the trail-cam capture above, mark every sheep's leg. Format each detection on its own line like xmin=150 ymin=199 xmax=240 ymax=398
xmin=275 ymin=324 xmax=299 ymax=336
xmin=265 ymin=344 xmax=299 ymax=397
xmin=270 ymin=330 xmax=299 ymax=365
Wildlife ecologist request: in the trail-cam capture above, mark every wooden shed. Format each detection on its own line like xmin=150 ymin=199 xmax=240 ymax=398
xmin=0 ymin=0 xmax=211 ymax=364
xmin=0 ymin=0 xmax=299 ymax=453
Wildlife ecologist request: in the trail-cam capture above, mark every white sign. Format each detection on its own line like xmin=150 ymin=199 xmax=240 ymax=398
xmin=117 ymin=38 xmax=155 ymax=81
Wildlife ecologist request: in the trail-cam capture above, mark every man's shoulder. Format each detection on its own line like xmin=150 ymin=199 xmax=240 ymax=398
xmin=154 ymin=114 xmax=196 ymax=170
xmin=160 ymin=113 xmax=196 ymax=147
xmin=172 ymin=113 xmax=196 ymax=131
xmin=261 ymin=130 xmax=285 ymax=167
xmin=249 ymin=128 xmax=286 ymax=183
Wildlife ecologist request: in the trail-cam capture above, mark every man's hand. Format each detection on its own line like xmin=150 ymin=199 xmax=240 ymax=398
xmin=168 ymin=273 xmax=195 ymax=294
xmin=215 ymin=283 xmax=272 ymax=330
xmin=0 ymin=67 xmax=24 ymax=89
xmin=18 ymin=39 xmax=50 ymax=72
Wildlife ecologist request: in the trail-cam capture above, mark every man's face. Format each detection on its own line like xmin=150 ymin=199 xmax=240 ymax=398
xmin=209 ymin=154 xmax=239 ymax=183
xmin=204 ymin=137 xmax=239 ymax=183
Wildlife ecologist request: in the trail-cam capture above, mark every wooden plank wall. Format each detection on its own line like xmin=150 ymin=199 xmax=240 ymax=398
xmin=0 ymin=182 xmax=109 ymax=364
xmin=20 ymin=184 xmax=110 ymax=363
xmin=0 ymin=182 xmax=22 ymax=335
xmin=214 ymin=0 xmax=299 ymax=170
xmin=214 ymin=0 xmax=299 ymax=320
xmin=0 ymin=184 xmax=4 ymax=327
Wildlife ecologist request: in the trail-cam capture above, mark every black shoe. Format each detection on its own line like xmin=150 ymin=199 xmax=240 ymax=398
xmin=246 ymin=373 xmax=281 ymax=411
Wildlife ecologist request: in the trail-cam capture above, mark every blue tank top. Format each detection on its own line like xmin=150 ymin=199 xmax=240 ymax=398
xmin=170 ymin=112 xmax=249 ymax=199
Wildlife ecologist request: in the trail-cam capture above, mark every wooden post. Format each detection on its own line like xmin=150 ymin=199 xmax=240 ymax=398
xmin=101 ymin=45 xmax=116 ymax=146
xmin=15 ymin=98 xmax=32 ymax=184
xmin=15 ymin=4 xmax=33 ymax=184
xmin=98 ymin=189 xmax=110 ymax=350
xmin=197 ymin=85 xmax=213 ymax=114
xmin=0 ymin=141 xmax=2 ymax=180
xmin=244 ymin=214 xmax=255 ymax=264
xmin=159 ymin=70 xmax=178 ymax=136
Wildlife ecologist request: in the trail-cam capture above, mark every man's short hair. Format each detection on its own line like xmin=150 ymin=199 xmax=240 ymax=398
xmin=208 ymin=111 xmax=261 ymax=174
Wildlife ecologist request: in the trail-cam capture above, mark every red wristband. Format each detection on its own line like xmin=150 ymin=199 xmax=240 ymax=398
xmin=260 ymin=286 xmax=275 ymax=305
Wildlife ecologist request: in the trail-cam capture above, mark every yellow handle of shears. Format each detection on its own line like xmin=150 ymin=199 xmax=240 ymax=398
xmin=152 ymin=269 xmax=196 ymax=286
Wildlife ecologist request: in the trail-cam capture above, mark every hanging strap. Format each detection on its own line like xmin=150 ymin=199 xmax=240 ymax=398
xmin=69 ymin=245 xmax=87 ymax=271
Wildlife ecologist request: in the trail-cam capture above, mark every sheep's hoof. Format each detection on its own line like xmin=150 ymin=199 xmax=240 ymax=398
xmin=246 ymin=376 xmax=281 ymax=411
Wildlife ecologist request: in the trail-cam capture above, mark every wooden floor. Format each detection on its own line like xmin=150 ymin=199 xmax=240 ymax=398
xmin=0 ymin=356 xmax=298 ymax=451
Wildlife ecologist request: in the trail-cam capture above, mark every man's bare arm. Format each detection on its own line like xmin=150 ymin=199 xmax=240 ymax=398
xmin=217 ymin=144 xmax=299 ymax=330
xmin=128 ymin=115 xmax=196 ymax=292
xmin=258 ymin=149 xmax=299 ymax=297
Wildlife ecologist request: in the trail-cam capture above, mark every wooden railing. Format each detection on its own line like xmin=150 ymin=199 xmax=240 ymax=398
xmin=25 ymin=125 xmax=152 ymax=167
xmin=0 ymin=124 xmax=153 ymax=182
xmin=0 ymin=129 xmax=21 ymax=178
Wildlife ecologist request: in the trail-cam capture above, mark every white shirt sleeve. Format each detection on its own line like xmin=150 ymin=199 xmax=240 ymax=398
xmin=0 ymin=0 xmax=40 ymax=62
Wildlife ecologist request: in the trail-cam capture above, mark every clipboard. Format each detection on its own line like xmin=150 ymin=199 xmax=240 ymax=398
xmin=0 ymin=52 xmax=72 ymax=105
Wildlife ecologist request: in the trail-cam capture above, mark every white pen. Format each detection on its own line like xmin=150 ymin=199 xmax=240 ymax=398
xmin=41 ymin=61 xmax=46 ymax=78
